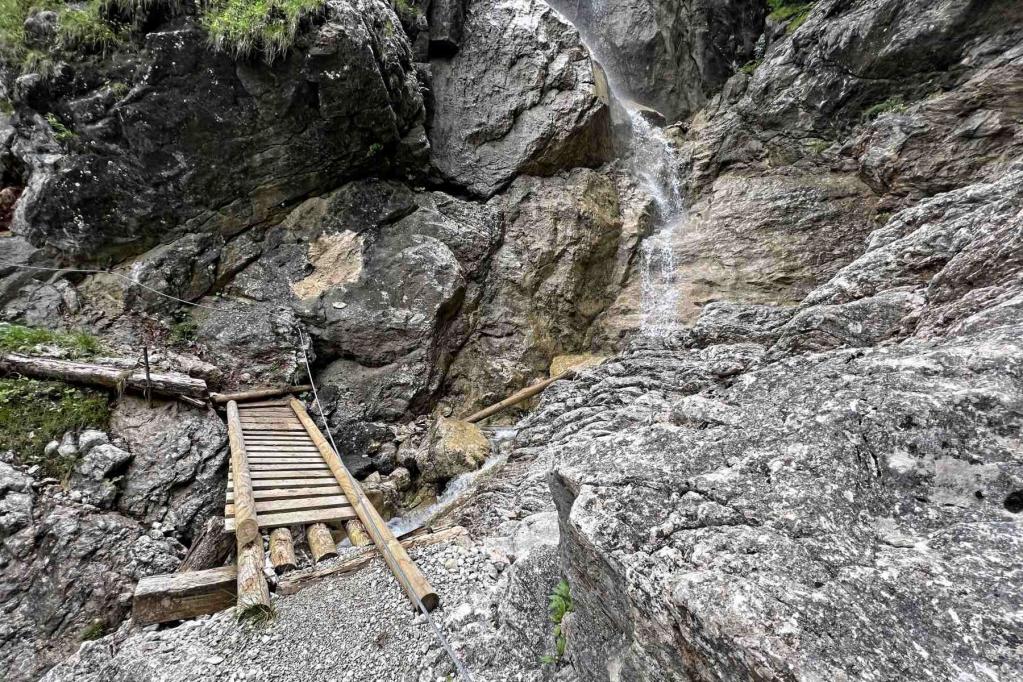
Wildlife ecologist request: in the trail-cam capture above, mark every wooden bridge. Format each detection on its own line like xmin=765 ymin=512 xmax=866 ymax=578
xmin=133 ymin=394 xmax=437 ymax=624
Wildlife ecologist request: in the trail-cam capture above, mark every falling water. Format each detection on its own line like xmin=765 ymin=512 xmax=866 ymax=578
xmin=625 ymin=109 xmax=686 ymax=338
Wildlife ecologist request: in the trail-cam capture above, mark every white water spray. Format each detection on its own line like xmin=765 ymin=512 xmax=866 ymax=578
xmin=625 ymin=109 xmax=686 ymax=338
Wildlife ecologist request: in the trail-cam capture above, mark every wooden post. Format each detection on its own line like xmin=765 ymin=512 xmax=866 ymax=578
xmin=306 ymin=523 xmax=337 ymax=562
xmin=211 ymin=385 xmax=313 ymax=405
xmin=227 ymin=401 xmax=259 ymax=546
xmin=133 ymin=566 xmax=237 ymax=625
xmin=345 ymin=520 xmax=371 ymax=547
xmin=177 ymin=517 xmax=232 ymax=572
xmin=269 ymin=528 xmax=297 ymax=573
xmin=142 ymin=346 xmax=152 ymax=407
xmin=235 ymin=539 xmax=270 ymax=611
xmin=463 ymin=368 xmax=578 ymax=424
xmin=289 ymin=398 xmax=439 ymax=611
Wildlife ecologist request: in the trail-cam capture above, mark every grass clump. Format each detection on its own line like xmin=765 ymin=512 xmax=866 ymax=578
xmin=863 ymin=95 xmax=907 ymax=121
xmin=168 ymin=319 xmax=198 ymax=345
xmin=739 ymin=59 xmax=760 ymax=75
xmin=540 ymin=579 xmax=573 ymax=665
xmin=57 ymin=0 xmax=122 ymax=53
xmin=767 ymin=0 xmax=814 ymax=33
xmin=0 ymin=322 xmax=100 ymax=356
xmin=236 ymin=600 xmax=276 ymax=627
xmin=45 ymin=111 xmax=76 ymax=141
xmin=0 ymin=378 xmax=110 ymax=477
xmin=79 ymin=619 xmax=107 ymax=641
xmin=202 ymin=0 xmax=325 ymax=62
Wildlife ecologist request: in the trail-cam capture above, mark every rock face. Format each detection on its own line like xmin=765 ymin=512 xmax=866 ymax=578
xmin=8 ymin=0 xmax=425 ymax=262
xmin=546 ymin=0 xmax=766 ymax=121
xmin=521 ymin=170 xmax=1023 ymax=680
xmin=428 ymin=0 xmax=614 ymax=196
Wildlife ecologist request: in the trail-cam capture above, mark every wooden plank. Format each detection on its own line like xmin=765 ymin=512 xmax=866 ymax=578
xmin=240 ymin=427 xmax=308 ymax=432
xmin=228 ymin=486 xmax=343 ymax=503
xmin=133 ymin=566 xmax=237 ymax=625
xmin=225 ymin=506 xmax=356 ymax=532
xmin=248 ymin=464 xmax=331 ymax=472
xmin=289 ymin=398 xmax=439 ymax=612
xmin=230 ymin=496 xmax=351 ymax=515
xmin=246 ymin=458 xmax=325 ymax=465
xmin=233 ymin=400 xmax=289 ymax=407
xmin=236 ymin=540 xmax=270 ymax=612
xmin=225 ymin=495 xmax=352 ymax=516
xmin=230 ymin=477 xmax=342 ymax=490
xmin=248 ymin=470 xmax=335 ymax=480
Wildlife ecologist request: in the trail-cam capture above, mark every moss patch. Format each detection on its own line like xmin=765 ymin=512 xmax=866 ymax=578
xmin=201 ymin=0 xmax=325 ymax=62
xmin=863 ymin=96 xmax=908 ymax=121
xmin=768 ymin=0 xmax=815 ymax=33
xmin=0 ymin=322 xmax=101 ymax=357
xmin=0 ymin=378 xmax=111 ymax=478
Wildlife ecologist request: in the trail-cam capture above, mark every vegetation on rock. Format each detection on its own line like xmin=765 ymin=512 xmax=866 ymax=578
xmin=201 ymin=0 xmax=326 ymax=61
xmin=0 ymin=378 xmax=110 ymax=478
xmin=540 ymin=579 xmax=573 ymax=665
xmin=767 ymin=0 xmax=814 ymax=33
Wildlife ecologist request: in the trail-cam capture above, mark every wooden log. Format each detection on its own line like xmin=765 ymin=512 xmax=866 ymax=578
xmin=463 ymin=368 xmax=582 ymax=424
xmin=177 ymin=516 xmax=232 ymax=572
xmin=227 ymin=401 xmax=259 ymax=546
xmin=307 ymin=522 xmax=337 ymax=562
xmin=289 ymin=398 xmax=439 ymax=611
xmin=345 ymin=519 xmax=371 ymax=547
xmin=269 ymin=528 xmax=297 ymax=574
xmin=133 ymin=566 xmax=237 ymax=625
xmin=235 ymin=539 xmax=271 ymax=612
xmin=0 ymin=352 xmax=208 ymax=398
xmin=211 ymin=385 xmax=312 ymax=405
xmin=278 ymin=526 xmax=468 ymax=596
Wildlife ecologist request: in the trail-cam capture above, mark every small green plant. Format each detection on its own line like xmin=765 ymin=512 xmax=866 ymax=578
xmin=808 ymin=139 xmax=829 ymax=155
xmin=0 ymin=378 xmax=111 ymax=478
xmin=0 ymin=322 xmax=100 ymax=356
xmin=863 ymin=96 xmax=907 ymax=121
xmin=738 ymin=59 xmax=760 ymax=75
xmin=45 ymin=112 xmax=77 ymax=142
xmin=79 ymin=619 xmax=107 ymax=641
xmin=108 ymin=80 xmax=130 ymax=97
xmin=540 ymin=579 xmax=573 ymax=665
xmin=202 ymin=0 xmax=326 ymax=62
xmin=168 ymin=319 xmax=199 ymax=345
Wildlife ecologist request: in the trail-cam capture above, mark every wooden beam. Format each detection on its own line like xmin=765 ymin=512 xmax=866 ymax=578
xmin=236 ymin=539 xmax=270 ymax=612
xmin=289 ymin=398 xmax=439 ymax=611
xmin=269 ymin=528 xmax=297 ymax=574
xmin=307 ymin=522 xmax=337 ymax=562
xmin=177 ymin=516 xmax=232 ymax=572
xmin=463 ymin=368 xmax=586 ymax=424
xmin=133 ymin=566 xmax=237 ymax=625
xmin=224 ymin=506 xmax=356 ymax=531
xmin=0 ymin=352 xmax=208 ymax=398
xmin=278 ymin=526 xmax=468 ymax=596
xmin=227 ymin=401 xmax=259 ymax=546
xmin=211 ymin=385 xmax=312 ymax=405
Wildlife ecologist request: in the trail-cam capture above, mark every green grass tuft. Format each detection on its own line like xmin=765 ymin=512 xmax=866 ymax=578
xmin=202 ymin=0 xmax=325 ymax=62
xmin=863 ymin=96 xmax=908 ymax=121
xmin=768 ymin=0 xmax=815 ymax=33
xmin=57 ymin=0 xmax=122 ymax=54
xmin=79 ymin=619 xmax=107 ymax=641
xmin=168 ymin=319 xmax=198 ymax=345
xmin=235 ymin=600 xmax=276 ymax=627
xmin=739 ymin=59 xmax=760 ymax=76
xmin=45 ymin=111 xmax=77 ymax=141
xmin=0 ymin=322 xmax=101 ymax=356
xmin=0 ymin=378 xmax=111 ymax=478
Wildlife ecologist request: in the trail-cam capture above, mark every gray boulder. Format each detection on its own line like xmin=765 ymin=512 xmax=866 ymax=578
xmin=428 ymin=0 xmax=613 ymax=196
xmin=69 ymin=443 xmax=133 ymax=509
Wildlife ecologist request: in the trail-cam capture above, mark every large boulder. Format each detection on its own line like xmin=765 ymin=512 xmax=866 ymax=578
xmin=428 ymin=0 xmax=614 ymax=196
xmin=415 ymin=417 xmax=491 ymax=483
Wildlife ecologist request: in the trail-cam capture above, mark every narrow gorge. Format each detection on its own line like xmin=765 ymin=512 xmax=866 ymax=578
xmin=1 ymin=0 xmax=1021 ymax=680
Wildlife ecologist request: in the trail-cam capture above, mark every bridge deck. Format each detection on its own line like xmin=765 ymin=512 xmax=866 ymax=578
xmin=224 ymin=401 xmax=355 ymax=532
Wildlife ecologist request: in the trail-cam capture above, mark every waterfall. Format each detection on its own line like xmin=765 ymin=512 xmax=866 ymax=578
xmin=626 ymin=109 xmax=686 ymax=337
